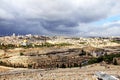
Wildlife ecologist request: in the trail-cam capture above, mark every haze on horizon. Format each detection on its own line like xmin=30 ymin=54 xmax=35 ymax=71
xmin=0 ymin=0 xmax=120 ymax=36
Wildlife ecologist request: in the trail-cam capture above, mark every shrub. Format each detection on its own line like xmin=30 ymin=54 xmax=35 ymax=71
xmin=28 ymin=64 xmax=32 ymax=68
xmin=20 ymin=52 xmax=24 ymax=56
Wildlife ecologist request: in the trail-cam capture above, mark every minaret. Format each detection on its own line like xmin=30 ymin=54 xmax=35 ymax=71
xmin=12 ymin=33 xmax=16 ymax=37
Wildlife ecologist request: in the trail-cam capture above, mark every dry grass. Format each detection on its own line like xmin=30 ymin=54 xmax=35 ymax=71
xmin=0 ymin=64 xmax=120 ymax=80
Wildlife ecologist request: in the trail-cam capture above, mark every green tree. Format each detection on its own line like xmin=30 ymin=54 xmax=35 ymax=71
xmin=74 ymin=63 xmax=78 ymax=67
xmin=56 ymin=64 xmax=59 ymax=68
xmin=61 ymin=63 xmax=66 ymax=68
xmin=79 ymin=49 xmax=86 ymax=56
xmin=113 ymin=58 xmax=118 ymax=65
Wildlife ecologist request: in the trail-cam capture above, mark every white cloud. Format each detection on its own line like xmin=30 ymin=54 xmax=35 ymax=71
xmin=0 ymin=8 xmax=14 ymax=19
xmin=0 ymin=0 xmax=119 ymax=21
xmin=77 ymin=20 xmax=120 ymax=36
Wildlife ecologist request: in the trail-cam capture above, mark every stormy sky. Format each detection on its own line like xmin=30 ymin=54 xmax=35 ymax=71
xmin=0 ymin=0 xmax=120 ymax=36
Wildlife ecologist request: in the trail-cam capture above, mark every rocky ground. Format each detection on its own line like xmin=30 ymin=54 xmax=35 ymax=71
xmin=0 ymin=64 xmax=120 ymax=80
xmin=0 ymin=44 xmax=120 ymax=80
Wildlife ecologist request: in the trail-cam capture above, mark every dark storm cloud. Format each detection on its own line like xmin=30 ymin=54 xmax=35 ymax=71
xmin=0 ymin=0 xmax=120 ymax=36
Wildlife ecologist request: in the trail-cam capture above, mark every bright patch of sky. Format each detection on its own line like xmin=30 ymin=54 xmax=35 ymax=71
xmin=92 ymin=15 xmax=120 ymax=25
